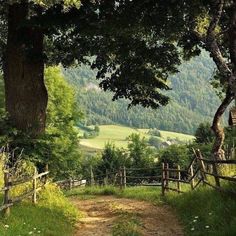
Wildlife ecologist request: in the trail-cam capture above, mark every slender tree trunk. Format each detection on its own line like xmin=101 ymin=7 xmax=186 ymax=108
xmin=206 ymin=1 xmax=236 ymax=161
xmin=3 ymin=2 xmax=47 ymax=136
xmin=211 ymin=91 xmax=233 ymax=160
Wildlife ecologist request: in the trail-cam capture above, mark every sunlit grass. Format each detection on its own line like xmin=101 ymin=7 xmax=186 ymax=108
xmin=79 ymin=125 xmax=194 ymax=149
xmin=0 ymin=183 xmax=80 ymax=236
xmin=165 ymin=185 xmax=236 ymax=236
xmin=112 ymin=212 xmax=141 ymax=236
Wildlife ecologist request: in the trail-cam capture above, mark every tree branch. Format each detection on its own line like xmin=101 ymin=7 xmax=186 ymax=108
xmin=206 ymin=0 xmax=232 ymax=80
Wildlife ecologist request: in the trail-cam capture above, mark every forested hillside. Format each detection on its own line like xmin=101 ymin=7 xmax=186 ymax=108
xmin=64 ymin=52 xmax=220 ymax=134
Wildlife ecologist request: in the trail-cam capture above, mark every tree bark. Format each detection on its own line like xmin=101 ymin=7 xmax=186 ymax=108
xmin=211 ymin=91 xmax=234 ymax=160
xmin=3 ymin=2 xmax=48 ymax=136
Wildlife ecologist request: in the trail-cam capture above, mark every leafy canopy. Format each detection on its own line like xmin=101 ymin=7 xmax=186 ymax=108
xmin=0 ymin=0 xmax=191 ymax=109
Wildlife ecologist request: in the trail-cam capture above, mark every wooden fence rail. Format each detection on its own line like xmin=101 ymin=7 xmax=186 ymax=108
xmin=0 ymin=166 xmax=49 ymax=216
xmin=59 ymin=149 xmax=235 ymax=196
xmin=161 ymin=148 xmax=236 ymax=196
xmin=56 ymin=179 xmax=86 ymax=190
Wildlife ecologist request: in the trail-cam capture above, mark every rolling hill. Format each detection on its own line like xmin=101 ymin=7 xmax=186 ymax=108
xmin=64 ymin=51 xmax=223 ymax=135
xmin=79 ymin=125 xmax=194 ymax=150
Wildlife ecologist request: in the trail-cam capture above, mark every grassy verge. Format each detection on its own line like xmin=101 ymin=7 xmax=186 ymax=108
xmin=0 ymin=183 xmax=80 ymax=236
xmin=166 ymin=185 xmax=236 ymax=236
xmin=66 ymin=186 xmax=163 ymax=204
xmin=66 ymin=184 xmax=236 ymax=236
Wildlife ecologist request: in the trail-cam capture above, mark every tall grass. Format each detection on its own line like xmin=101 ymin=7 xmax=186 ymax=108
xmin=165 ymin=185 xmax=236 ymax=236
xmin=0 ymin=183 xmax=79 ymax=236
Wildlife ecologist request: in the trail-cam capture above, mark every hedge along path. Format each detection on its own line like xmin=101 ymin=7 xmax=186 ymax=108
xmin=71 ymin=196 xmax=183 ymax=236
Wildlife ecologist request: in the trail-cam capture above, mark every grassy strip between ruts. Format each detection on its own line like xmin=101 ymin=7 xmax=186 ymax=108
xmin=112 ymin=211 xmax=141 ymax=236
xmin=66 ymin=184 xmax=236 ymax=236
xmin=0 ymin=183 xmax=80 ymax=236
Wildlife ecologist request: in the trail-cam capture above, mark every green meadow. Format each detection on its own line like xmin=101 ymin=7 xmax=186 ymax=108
xmin=79 ymin=125 xmax=194 ymax=150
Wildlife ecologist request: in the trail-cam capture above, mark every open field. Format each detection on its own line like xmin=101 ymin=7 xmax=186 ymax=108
xmin=79 ymin=125 xmax=194 ymax=150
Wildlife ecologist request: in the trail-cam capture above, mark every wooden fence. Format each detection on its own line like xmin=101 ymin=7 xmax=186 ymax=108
xmin=56 ymin=178 xmax=86 ymax=190
xmin=0 ymin=167 xmax=49 ymax=216
xmin=161 ymin=148 xmax=236 ymax=196
xmin=56 ymin=148 xmax=236 ymax=196
xmin=86 ymin=166 xmax=162 ymax=189
xmin=124 ymin=167 xmax=162 ymax=187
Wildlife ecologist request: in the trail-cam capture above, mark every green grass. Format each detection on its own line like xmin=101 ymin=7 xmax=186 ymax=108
xmin=79 ymin=125 xmax=194 ymax=149
xmin=67 ymin=185 xmax=236 ymax=236
xmin=0 ymin=184 xmax=80 ymax=236
xmin=166 ymin=186 xmax=236 ymax=236
xmin=112 ymin=212 xmax=141 ymax=236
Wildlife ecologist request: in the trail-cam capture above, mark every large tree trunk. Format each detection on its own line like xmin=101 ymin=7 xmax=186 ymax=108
xmin=3 ymin=2 xmax=48 ymax=136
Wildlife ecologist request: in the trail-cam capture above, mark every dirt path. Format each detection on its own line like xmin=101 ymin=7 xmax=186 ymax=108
xmin=71 ymin=196 xmax=183 ymax=236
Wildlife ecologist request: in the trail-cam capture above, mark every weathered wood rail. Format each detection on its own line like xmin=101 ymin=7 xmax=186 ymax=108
xmin=161 ymin=148 xmax=236 ymax=196
xmin=58 ymin=148 xmax=235 ymax=196
xmin=86 ymin=166 xmax=162 ymax=189
xmin=0 ymin=166 xmax=49 ymax=216
xmin=56 ymin=178 xmax=86 ymax=190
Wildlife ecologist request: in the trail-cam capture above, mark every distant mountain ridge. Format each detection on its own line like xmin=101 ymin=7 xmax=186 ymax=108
xmin=63 ymin=52 xmax=221 ymax=134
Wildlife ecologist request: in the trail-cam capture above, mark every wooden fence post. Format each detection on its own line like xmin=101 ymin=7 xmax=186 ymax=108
xmin=190 ymin=164 xmax=195 ymax=190
xmin=161 ymin=163 xmax=165 ymax=196
xmin=3 ymin=171 xmax=10 ymax=216
xmin=166 ymin=163 xmax=169 ymax=191
xmin=123 ymin=166 xmax=126 ymax=188
xmin=44 ymin=164 xmax=49 ymax=185
xmin=90 ymin=165 xmax=95 ymax=186
xmin=32 ymin=167 xmax=37 ymax=204
xmin=212 ymin=163 xmax=221 ymax=187
xmin=177 ymin=165 xmax=181 ymax=193
xmin=119 ymin=168 xmax=123 ymax=190
xmin=194 ymin=149 xmax=207 ymax=184
xmin=69 ymin=178 xmax=73 ymax=190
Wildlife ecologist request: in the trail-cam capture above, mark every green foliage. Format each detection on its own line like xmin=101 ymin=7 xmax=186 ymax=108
xmin=94 ymin=125 xmax=100 ymax=133
xmin=224 ymin=127 xmax=236 ymax=151
xmin=33 ymin=0 xmax=81 ymax=8
xmin=98 ymin=143 xmax=128 ymax=174
xmin=158 ymin=144 xmax=191 ymax=168
xmin=148 ymin=128 xmax=161 ymax=137
xmin=82 ymin=125 xmax=100 ymax=139
xmin=43 ymin=67 xmax=83 ymax=179
xmin=66 ymin=185 xmax=118 ymax=197
xmin=0 ymin=67 xmax=83 ymax=180
xmin=195 ymin=122 xmax=214 ymax=144
xmin=80 ymin=133 xmax=158 ymax=183
xmin=148 ymin=136 xmax=162 ymax=148
xmin=0 ymin=0 xmax=191 ymax=110
xmin=128 ymin=134 xmax=155 ymax=168
xmin=64 ymin=52 xmax=220 ymax=135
